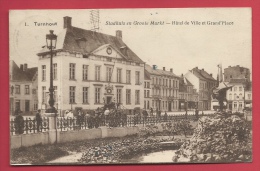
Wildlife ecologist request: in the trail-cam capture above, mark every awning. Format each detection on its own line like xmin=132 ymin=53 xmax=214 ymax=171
xmin=213 ymin=82 xmax=233 ymax=94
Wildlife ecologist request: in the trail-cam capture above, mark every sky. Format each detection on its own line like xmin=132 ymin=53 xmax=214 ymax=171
xmin=9 ymin=8 xmax=252 ymax=78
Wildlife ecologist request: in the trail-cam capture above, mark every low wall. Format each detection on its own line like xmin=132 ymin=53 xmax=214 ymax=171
xmin=11 ymin=135 xmax=22 ymax=149
xmin=11 ymin=132 xmax=49 ymax=149
xmin=59 ymin=128 xmax=102 ymax=143
xmin=107 ymin=127 xmax=139 ymax=138
xmin=11 ymin=126 xmax=141 ymax=149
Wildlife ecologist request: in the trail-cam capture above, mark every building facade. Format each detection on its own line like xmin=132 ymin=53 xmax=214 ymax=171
xmin=10 ymin=61 xmax=38 ymax=115
xmin=223 ymin=65 xmax=251 ymax=82
xmin=144 ymin=70 xmax=151 ymax=110
xmin=178 ymin=75 xmax=198 ymax=110
xmin=37 ymin=16 xmax=145 ymax=115
xmin=145 ymin=65 xmax=179 ymax=112
xmin=185 ymin=67 xmax=217 ymax=110
xmin=245 ymin=87 xmax=252 ymax=110
xmin=226 ymin=79 xmax=252 ymax=112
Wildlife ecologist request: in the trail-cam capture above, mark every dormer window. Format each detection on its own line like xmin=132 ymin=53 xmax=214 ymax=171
xmin=76 ymin=37 xmax=87 ymax=49
xmin=120 ymin=46 xmax=128 ymax=56
xmin=83 ymin=54 xmax=89 ymax=58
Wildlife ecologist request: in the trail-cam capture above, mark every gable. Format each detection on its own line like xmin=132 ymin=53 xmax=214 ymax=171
xmin=91 ymin=44 xmax=126 ymax=60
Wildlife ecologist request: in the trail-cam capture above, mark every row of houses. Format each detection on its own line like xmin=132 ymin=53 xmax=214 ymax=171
xmin=9 ymin=16 xmax=252 ymax=116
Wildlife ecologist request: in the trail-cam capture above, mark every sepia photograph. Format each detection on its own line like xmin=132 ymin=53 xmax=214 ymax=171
xmin=9 ymin=8 xmax=252 ymax=165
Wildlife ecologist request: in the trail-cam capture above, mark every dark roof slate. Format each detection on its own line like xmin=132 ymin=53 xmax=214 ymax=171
xmin=144 ymin=70 xmax=151 ymax=80
xmin=145 ymin=64 xmax=179 ymax=78
xmin=191 ymin=67 xmax=216 ymax=81
xmin=39 ymin=27 xmax=144 ymax=63
xmin=11 ymin=61 xmax=37 ymax=82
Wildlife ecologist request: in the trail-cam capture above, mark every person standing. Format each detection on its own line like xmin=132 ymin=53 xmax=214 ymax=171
xmin=14 ymin=111 xmax=24 ymax=135
xmin=195 ymin=108 xmax=199 ymax=120
xmin=185 ymin=109 xmax=188 ymax=119
xmin=150 ymin=108 xmax=153 ymax=116
xmin=142 ymin=109 xmax=148 ymax=124
xmin=77 ymin=109 xmax=83 ymax=129
xmin=121 ymin=111 xmax=127 ymax=127
xmin=164 ymin=111 xmax=168 ymax=122
xmin=35 ymin=109 xmax=42 ymax=132
xmin=94 ymin=111 xmax=100 ymax=128
xmin=14 ymin=107 xmax=21 ymax=116
xmin=104 ymin=108 xmax=110 ymax=125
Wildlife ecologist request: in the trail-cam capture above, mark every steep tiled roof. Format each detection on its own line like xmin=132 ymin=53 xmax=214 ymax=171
xmin=38 ymin=27 xmax=144 ymax=63
xmin=24 ymin=67 xmax=38 ymax=81
xmin=179 ymin=82 xmax=187 ymax=92
xmin=145 ymin=64 xmax=161 ymax=76
xmin=191 ymin=67 xmax=216 ymax=81
xmin=144 ymin=70 xmax=151 ymax=80
xmin=156 ymin=69 xmax=178 ymax=78
xmin=184 ymin=77 xmax=193 ymax=86
xmin=10 ymin=61 xmax=37 ymax=82
xmin=145 ymin=64 xmax=179 ymax=78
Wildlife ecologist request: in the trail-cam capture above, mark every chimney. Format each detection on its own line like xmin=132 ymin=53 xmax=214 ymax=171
xmin=202 ymin=68 xmax=204 ymax=71
xmin=210 ymin=73 xmax=212 ymax=77
xmin=116 ymin=30 xmax=122 ymax=39
xmin=64 ymin=16 xmax=72 ymax=29
xmin=20 ymin=64 xmax=23 ymax=71
xmin=153 ymin=65 xmax=157 ymax=70
xmin=24 ymin=63 xmax=28 ymax=71
xmin=163 ymin=67 xmax=165 ymax=71
xmin=236 ymin=65 xmax=240 ymax=67
xmin=196 ymin=66 xmax=198 ymax=69
xmin=170 ymin=68 xmax=173 ymax=73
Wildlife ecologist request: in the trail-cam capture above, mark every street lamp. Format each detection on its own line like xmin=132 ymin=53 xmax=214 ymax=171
xmin=46 ymin=30 xmax=57 ymax=113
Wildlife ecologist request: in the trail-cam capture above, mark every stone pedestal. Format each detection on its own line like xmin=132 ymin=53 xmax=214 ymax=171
xmin=45 ymin=113 xmax=59 ymax=144
xmin=100 ymin=126 xmax=108 ymax=138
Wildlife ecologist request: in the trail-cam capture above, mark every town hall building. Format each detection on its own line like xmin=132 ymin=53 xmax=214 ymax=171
xmin=37 ymin=16 xmax=145 ymax=115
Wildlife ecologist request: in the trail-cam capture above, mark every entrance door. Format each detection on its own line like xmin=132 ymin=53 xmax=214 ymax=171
xmin=106 ymin=96 xmax=112 ymax=104
xmin=168 ymin=102 xmax=171 ymax=111
xmin=229 ymin=103 xmax=232 ymax=110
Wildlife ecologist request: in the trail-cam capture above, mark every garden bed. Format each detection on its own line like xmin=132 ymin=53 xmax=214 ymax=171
xmin=11 ymin=134 xmax=186 ymax=165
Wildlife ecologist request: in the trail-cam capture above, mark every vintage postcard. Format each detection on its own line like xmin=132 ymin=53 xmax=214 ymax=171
xmin=9 ymin=8 xmax=252 ymax=165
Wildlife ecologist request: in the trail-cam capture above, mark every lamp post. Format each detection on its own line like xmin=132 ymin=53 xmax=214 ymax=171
xmin=46 ymin=30 xmax=57 ymax=113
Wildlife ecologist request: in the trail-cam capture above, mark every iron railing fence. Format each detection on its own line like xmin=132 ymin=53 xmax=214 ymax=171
xmin=10 ymin=117 xmax=49 ymax=135
xmin=56 ymin=114 xmax=210 ymax=131
xmin=10 ymin=114 xmax=212 ymax=134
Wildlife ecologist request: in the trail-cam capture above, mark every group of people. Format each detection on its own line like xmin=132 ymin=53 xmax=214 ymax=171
xmin=13 ymin=108 xmax=42 ymax=134
xmin=64 ymin=108 xmax=128 ymax=129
